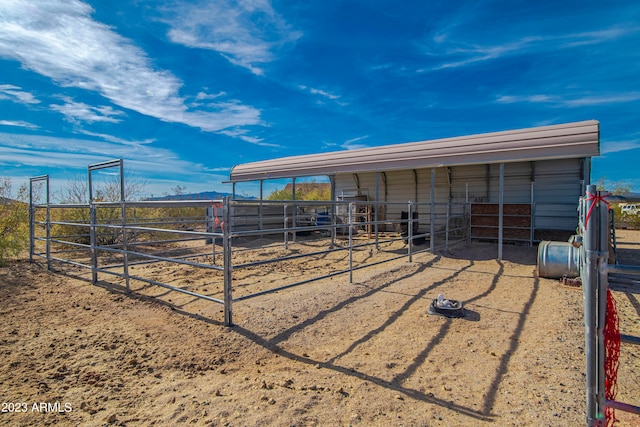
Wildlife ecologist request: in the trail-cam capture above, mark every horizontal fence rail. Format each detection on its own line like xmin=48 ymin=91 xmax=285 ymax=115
xmin=30 ymin=190 xmax=472 ymax=326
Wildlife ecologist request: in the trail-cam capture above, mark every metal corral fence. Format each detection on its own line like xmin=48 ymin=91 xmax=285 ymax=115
xmin=29 ymin=162 xmax=469 ymax=327
xmin=578 ymin=185 xmax=640 ymax=425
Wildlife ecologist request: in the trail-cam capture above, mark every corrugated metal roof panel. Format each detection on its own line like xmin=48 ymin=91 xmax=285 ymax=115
xmin=229 ymin=120 xmax=599 ymax=182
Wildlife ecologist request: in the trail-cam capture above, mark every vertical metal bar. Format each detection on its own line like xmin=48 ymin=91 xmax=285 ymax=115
xmin=330 ymin=176 xmax=336 ymax=247
xmin=90 ymin=202 xmax=98 ymax=284
xmin=446 ymin=202 xmax=450 ymax=250
xmin=375 ymin=172 xmax=380 ymax=249
xmin=259 ymin=180 xmax=264 ymax=232
xmin=430 ymin=168 xmax=435 ymax=253
xmin=583 ymin=184 xmax=603 ymax=426
xmin=348 ymin=201 xmax=354 ymax=283
xmin=408 ymin=201 xmax=413 ymax=263
xmin=291 ymin=178 xmax=297 ymax=243
xmin=29 ymin=180 xmax=34 ymax=264
xmin=596 ymin=190 xmax=609 ymax=422
xmin=223 ymin=197 xmax=233 ymax=326
xmin=467 ymin=201 xmax=472 ymax=245
xmin=530 ymin=181 xmax=535 ymax=246
xmin=284 ymin=203 xmax=289 ymax=250
xmin=498 ymin=163 xmax=504 ymax=260
xmin=119 ymin=160 xmax=130 ymax=293
xmin=45 ymin=178 xmax=50 ymax=271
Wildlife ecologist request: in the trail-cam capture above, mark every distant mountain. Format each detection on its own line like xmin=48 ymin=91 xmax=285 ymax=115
xmin=145 ymin=191 xmax=256 ymax=201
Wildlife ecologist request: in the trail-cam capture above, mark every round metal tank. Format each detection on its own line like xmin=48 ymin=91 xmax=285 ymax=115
xmin=537 ymin=241 xmax=580 ymax=279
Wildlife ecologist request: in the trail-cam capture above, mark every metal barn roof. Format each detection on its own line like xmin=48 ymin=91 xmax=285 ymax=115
xmin=229 ymin=120 xmax=600 ymax=182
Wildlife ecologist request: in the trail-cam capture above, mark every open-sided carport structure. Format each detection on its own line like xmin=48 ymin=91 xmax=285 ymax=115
xmin=229 ymin=120 xmax=600 ymax=258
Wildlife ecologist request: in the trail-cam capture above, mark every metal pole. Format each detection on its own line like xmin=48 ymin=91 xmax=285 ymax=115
xmin=430 ymin=168 xmax=435 ymax=253
xmin=583 ymin=184 xmax=604 ymax=426
xmin=45 ymin=177 xmax=50 ymax=271
xmin=223 ymin=197 xmax=233 ymax=326
xmin=408 ymin=201 xmax=413 ymax=263
xmin=90 ymin=202 xmax=98 ymax=284
xmin=498 ymin=163 xmax=504 ymax=260
xmin=119 ymin=161 xmax=130 ymax=293
xmin=29 ymin=180 xmax=34 ymax=264
xmin=348 ymin=201 xmax=353 ymax=283
xmin=446 ymin=202 xmax=450 ymax=250
xmin=530 ymin=181 xmax=535 ymax=246
xmin=375 ymin=172 xmax=380 ymax=249
xmin=596 ymin=190 xmax=609 ymax=422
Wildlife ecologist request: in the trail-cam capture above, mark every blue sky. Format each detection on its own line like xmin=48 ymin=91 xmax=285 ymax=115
xmin=1 ymin=0 xmax=639 ymax=199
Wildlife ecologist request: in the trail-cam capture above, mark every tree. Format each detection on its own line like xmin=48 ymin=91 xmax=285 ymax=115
xmin=0 ymin=178 xmax=29 ymax=266
xmin=267 ymin=180 xmax=331 ymax=201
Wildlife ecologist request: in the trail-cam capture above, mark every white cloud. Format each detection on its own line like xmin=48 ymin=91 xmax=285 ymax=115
xmin=601 ymin=139 xmax=640 ymax=154
xmin=0 ymin=84 xmax=40 ymax=104
xmin=50 ymin=98 xmax=126 ymax=124
xmin=78 ymin=129 xmax=155 ymax=146
xmin=219 ymin=128 xmax=280 ymax=147
xmin=342 ymin=135 xmax=369 ymax=150
xmin=496 ymin=92 xmax=640 ymax=107
xmin=0 ymin=131 xmax=201 ymax=175
xmin=0 ymin=0 xmax=262 ymax=133
xmin=163 ymin=0 xmax=301 ymax=75
xmin=0 ymin=120 xmax=39 ymax=129
xmin=424 ymin=25 xmax=639 ymax=71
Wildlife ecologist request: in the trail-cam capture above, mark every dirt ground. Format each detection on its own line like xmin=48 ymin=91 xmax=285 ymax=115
xmin=1 ymin=230 xmax=639 ymax=426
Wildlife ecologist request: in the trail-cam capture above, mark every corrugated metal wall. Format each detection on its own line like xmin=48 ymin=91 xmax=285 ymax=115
xmin=333 ymin=158 xmax=584 ymax=237
xmin=534 ymin=158 xmax=582 ymax=231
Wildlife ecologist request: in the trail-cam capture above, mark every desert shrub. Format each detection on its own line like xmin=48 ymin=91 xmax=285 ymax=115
xmin=267 ymin=180 xmax=331 ymax=200
xmin=0 ymin=178 xmax=29 ymax=266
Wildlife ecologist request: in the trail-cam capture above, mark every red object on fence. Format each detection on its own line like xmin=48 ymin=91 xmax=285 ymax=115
xmin=585 ymin=192 xmax=609 ymax=230
xmin=605 ymin=288 xmax=620 ymax=427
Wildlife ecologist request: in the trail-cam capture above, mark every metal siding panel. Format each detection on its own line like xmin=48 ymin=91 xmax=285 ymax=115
xmin=534 ymin=159 xmax=582 ymax=230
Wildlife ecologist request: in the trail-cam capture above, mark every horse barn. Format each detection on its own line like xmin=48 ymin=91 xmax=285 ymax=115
xmin=228 ymin=120 xmax=600 ymax=257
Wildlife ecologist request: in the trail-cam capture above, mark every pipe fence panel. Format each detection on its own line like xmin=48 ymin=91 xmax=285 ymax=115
xmin=30 ymin=190 xmax=471 ymax=327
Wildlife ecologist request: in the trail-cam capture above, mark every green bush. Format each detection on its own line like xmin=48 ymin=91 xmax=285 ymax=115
xmin=0 ymin=178 xmax=29 ymax=266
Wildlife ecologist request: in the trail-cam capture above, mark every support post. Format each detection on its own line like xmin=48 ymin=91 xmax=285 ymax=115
xmin=430 ymin=168 xmax=435 ymax=253
xmin=119 ymin=161 xmax=130 ymax=293
xmin=348 ymin=201 xmax=354 ymax=283
xmin=408 ymin=201 xmax=414 ymax=263
xmin=583 ymin=184 xmax=606 ymax=426
xmin=223 ymin=197 xmax=233 ymax=326
xmin=90 ymin=202 xmax=98 ymax=284
xmin=498 ymin=163 xmax=504 ymax=260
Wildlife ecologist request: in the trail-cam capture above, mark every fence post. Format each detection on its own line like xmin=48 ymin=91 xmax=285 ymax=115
xmin=121 ymin=200 xmax=130 ymax=293
xmin=90 ymin=202 xmax=98 ymax=284
xmin=408 ymin=201 xmax=413 ymax=263
xmin=223 ymin=197 xmax=233 ymax=326
xmin=348 ymin=201 xmax=354 ymax=283
xmin=582 ymin=184 xmax=606 ymax=426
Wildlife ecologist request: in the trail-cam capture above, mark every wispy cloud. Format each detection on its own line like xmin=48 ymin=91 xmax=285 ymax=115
xmin=50 ymin=97 xmax=127 ymax=124
xmin=601 ymin=139 xmax=640 ymax=154
xmin=0 ymin=0 xmax=262 ymax=133
xmin=297 ymin=84 xmax=348 ymax=108
xmin=219 ymin=128 xmax=280 ymax=147
xmin=0 ymin=120 xmax=39 ymax=129
xmin=0 ymin=131 xmax=204 ymax=176
xmin=78 ymin=129 xmax=155 ymax=146
xmin=423 ymin=25 xmax=639 ymax=71
xmin=342 ymin=135 xmax=369 ymax=150
xmin=496 ymin=92 xmax=640 ymax=107
xmin=0 ymin=84 xmax=40 ymax=104
xmin=162 ymin=0 xmax=301 ymax=75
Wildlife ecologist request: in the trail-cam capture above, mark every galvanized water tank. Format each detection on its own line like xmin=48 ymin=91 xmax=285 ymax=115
xmin=537 ymin=241 xmax=580 ymax=279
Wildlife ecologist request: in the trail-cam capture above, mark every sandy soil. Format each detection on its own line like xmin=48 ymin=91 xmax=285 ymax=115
xmin=1 ymin=230 xmax=639 ymax=426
